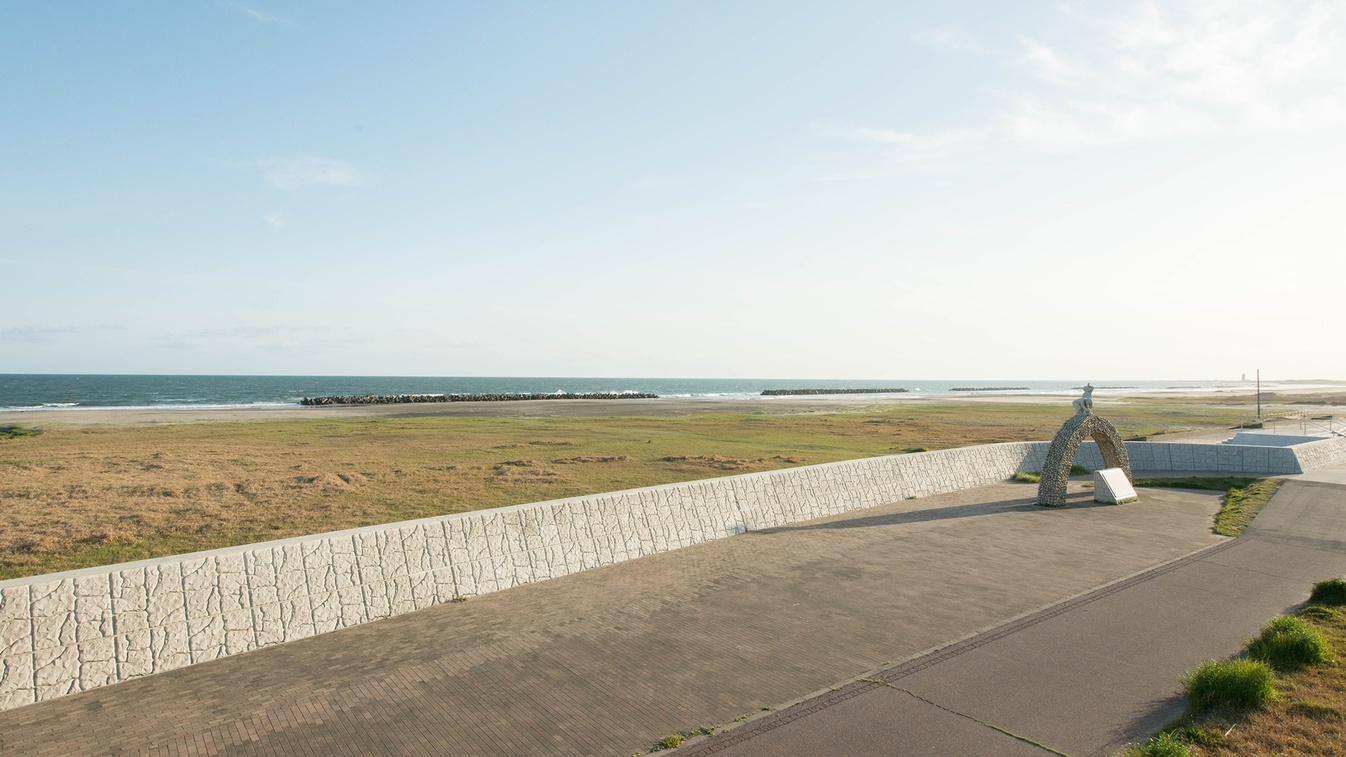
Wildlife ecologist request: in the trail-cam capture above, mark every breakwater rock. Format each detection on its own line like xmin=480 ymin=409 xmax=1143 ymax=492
xmin=301 ymin=392 xmax=658 ymax=406
xmin=949 ymin=387 xmax=1030 ymax=392
xmin=761 ymin=388 xmax=909 ymax=396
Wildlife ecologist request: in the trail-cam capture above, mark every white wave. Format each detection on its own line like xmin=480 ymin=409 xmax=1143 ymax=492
xmin=1 ymin=401 xmax=300 ymax=412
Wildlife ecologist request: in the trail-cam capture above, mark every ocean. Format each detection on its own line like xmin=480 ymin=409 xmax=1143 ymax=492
xmin=0 ymin=375 xmax=1271 ymax=412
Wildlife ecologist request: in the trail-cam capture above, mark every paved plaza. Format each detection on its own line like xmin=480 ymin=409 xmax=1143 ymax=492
xmin=688 ymin=479 xmax=1346 ymax=756
xmin=0 ymin=480 xmax=1231 ymax=755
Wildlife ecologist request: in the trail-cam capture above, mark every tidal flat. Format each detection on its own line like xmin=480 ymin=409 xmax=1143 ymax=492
xmin=0 ymin=395 xmax=1322 ymax=580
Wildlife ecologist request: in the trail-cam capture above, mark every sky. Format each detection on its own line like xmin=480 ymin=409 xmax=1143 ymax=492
xmin=3 ymin=1 xmax=1344 ymax=380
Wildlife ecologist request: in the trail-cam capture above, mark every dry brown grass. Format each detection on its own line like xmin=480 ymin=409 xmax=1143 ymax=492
xmin=0 ymin=400 xmax=1246 ymax=579
xmin=1188 ymin=609 xmax=1346 ymax=755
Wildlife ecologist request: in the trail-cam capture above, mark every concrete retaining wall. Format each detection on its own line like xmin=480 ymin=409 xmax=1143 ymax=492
xmin=1072 ymin=442 xmax=1304 ymax=475
xmin=4 ymin=435 xmax=1343 ymax=712
xmin=0 ymin=441 xmax=1040 ymax=712
xmin=1289 ymin=437 xmax=1346 ymax=471
xmin=1059 ymin=437 xmax=1346 ymax=476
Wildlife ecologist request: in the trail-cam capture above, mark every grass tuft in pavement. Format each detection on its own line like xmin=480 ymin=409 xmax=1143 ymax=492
xmin=1183 ymin=659 xmax=1277 ymax=712
xmin=1309 ymin=577 xmax=1346 ymax=606
xmin=644 ymin=725 xmax=715 ymax=753
xmin=1012 ymin=471 xmax=1040 ymax=483
xmin=650 ymin=734 xmax=684 ymax=751
xmin=1247 ymin=615 xmax=1334 ymax=671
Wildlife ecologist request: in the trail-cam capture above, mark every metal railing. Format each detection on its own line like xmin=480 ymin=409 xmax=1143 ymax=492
xmin=1243 ymin=410 xmax=1342 ymax=437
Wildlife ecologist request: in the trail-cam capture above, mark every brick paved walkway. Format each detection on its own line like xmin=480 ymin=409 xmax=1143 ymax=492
xmin=0 ymin=482 xmax=1225 ymax=756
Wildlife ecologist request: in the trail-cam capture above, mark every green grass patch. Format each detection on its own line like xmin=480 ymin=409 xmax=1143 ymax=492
xmin=1122 ymin=731 xmax=1192 ymax=757
xmin=1247 ymin=615 xmax=1334 ymax=671
xmin=1133 ymin=477 xmax=1284 ymax=537
xmin=650 ymin=734 xmax=684 ymax=751
xmin=0 ymin=425 xmax=40 ymax=440
xmin=1132 ymin=477 xmax=1259 ymax=492
xmin=646 ymin=726 xmax=715 ymax=753
xmin=1136 ymin=474 xmax=1281 ymax=533
xmin=1161 ymin=723 xmax=1224 ymax=747
xmin=1309 ymin=577 xmax=1346 ymax=606
xmin=1011 ymin=465 xmax=1089 ymax=484
xmin=1213 ymin=479 xmax=1284 ymax=537
xmin=1183 ymin=659 xmax=1277 ymax=712
xmin=1299 ymin=605 xmax=1342 ymax=622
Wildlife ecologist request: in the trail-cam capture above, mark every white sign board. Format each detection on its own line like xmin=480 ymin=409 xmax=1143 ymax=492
xmin=1094 ymin=468 xmax=1138 ymax=504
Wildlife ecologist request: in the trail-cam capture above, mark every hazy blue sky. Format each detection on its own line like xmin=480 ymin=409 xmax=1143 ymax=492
xmin=3 ymin=1 xmax=1343 ymax=379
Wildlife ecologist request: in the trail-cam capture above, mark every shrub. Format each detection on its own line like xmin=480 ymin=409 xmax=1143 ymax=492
xmin=651 ymin=734 xmax=684 ymax=751
xmin=1309 ymin=577 xmax=1346 ymax=606
xmin=1182 ymin=659 xmax=1276 ymax=712
xmin=1070 ymin=464 xmax=1091 ymax=475
xmin=0 ymin=425 xmax=39 ymax=440
xmin=1013 ymin=472 xmax=1040 ymax=483
xmin=1247 ymin=615 xmax=1333 ymax=670
xmin=1122 ymin=731 xmax=1189 ymax=757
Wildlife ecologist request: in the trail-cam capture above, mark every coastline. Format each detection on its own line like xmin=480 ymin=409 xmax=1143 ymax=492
xmin=5 ymin=385 xmax=1345 ymax=426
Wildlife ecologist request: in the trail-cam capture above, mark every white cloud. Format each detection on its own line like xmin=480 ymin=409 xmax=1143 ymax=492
xmin=228 ymin=4 xmax=296 ymax=26
xmin=263 ymin=157 xmax=362 ymax=190
xmin=1017 ymin=36 xmax=1080 ymax=83
xmin=862 ymin=1 xmax=1346 ymax=155
xmin=265 ymin=212 xmax=290 ymax=228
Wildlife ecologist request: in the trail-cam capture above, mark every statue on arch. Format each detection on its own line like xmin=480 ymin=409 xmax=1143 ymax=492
xmin=1073 ymin=384 xmax=1094 ymax=416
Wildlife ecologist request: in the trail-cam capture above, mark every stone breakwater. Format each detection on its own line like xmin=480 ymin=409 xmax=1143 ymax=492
xmin=300 ymin=392 xmax=659 ymax=406
xmin=4 ymin=435 xmax=1346 ymax=712
xmin=760 ymin=388 xmax=908 ymax=396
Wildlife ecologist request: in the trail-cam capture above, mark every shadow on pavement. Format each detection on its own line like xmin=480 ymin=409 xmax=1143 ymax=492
xmin=1113 ymin=692 xmax=1189 ymax=751
xmin=753 ymin=493 xmax=1117 ymax=534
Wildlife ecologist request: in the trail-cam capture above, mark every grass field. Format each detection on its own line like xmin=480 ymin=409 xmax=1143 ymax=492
xmin=0 ymin=399 xmax=1251 ymax=579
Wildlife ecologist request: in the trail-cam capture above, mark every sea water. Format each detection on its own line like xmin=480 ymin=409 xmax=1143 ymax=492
xmin=0 ymin=375 xmax=1274 ymax=411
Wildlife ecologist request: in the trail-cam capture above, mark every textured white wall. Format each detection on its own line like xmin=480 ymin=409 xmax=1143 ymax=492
xmin=3 ymin=436 xmax=1341 ymax=712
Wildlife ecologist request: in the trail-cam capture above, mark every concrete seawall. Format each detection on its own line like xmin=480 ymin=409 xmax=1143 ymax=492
xmin=3 ymin=437 xmax=1344 ymax=712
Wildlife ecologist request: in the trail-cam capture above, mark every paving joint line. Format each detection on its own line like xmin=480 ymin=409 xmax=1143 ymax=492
xmin=678 ymin=537 xmax=1238 ymax=756
xmin=860 ymin=677 xmax=1070 ymax=757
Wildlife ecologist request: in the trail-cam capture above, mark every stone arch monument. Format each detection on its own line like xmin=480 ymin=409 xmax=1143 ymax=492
xmin=1037 ymin=384 xmax=1133 ymax=507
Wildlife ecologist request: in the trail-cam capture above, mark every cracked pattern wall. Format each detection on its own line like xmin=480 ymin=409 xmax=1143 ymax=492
xmin=0 ymin=442 xmax=1040 ymax=711
xmin=3 ymin=436 xmax=1343 ymax=712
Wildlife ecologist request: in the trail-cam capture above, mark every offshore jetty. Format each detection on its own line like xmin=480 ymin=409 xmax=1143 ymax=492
xmin=301 ymin=392 xmax=658 ymax=406
xmin=761 ymin=388 xmax=908 ymax=396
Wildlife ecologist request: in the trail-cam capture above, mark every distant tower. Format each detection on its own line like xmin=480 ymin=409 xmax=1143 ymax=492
xmin=1242 ymin=373 xmax=1247 ymax=382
